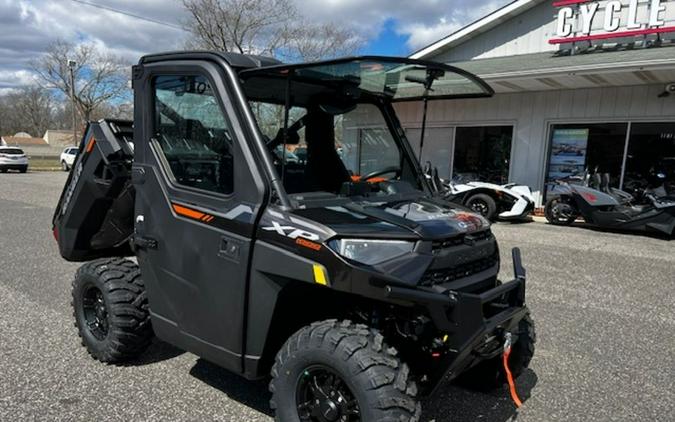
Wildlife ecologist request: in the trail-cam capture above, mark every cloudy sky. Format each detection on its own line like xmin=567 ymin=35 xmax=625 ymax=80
xmin=0 ymin=0 xmax=509 ymax=91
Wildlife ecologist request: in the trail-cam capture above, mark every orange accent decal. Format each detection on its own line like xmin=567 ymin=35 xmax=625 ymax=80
xmin=85 ymin=137 xmax=96 ymax=153
xmin=366 ymin=176 xmax=386 ymax=183
xmin=350 ymin=175 xmax=386 ymax=183
xmin=172 ymin=204 xmax=205 ymax=220
xmin=296 ymin=238 xmax=322 ymax=251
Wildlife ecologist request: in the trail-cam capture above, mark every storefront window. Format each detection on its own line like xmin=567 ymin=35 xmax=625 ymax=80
xmin=454 ymin=126 xmax=513 ymax=184
xmin=623 ymin=123 xmax=675 ymax=196
xmin=406 ymin=127 xmax=453 ymax=179
xmin=546 ymin=123 xmax=627 ymax=192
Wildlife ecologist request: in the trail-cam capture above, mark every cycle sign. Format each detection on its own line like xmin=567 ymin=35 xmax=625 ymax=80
xmin=549 ymin=0 xmax=675 ymax=45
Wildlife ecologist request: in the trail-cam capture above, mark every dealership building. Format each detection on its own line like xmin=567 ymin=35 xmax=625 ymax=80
xmin=398 ymin=0 xmax=675 ymax=205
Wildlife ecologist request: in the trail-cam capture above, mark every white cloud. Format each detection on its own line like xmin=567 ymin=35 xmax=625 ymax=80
xmin=0 ymin=0 xmax=511 ymax=88
xmin=296 ymin=0 xmax=511 ymax=50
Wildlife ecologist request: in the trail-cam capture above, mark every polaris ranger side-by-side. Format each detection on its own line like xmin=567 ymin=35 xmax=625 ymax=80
xmin=53 ymin=52 xmax=536 ymax=421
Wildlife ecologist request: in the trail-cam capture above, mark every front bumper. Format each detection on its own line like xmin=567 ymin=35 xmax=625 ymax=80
xmin=499 ymin=197 xmax=535 ymax=219
xmin=385 ymin=248 xmax=528 ymax=392
xmin=0 ymin=162 xmax=28 ymax=170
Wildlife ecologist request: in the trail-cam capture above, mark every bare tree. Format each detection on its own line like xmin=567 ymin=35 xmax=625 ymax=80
xmin=287 ymin=22 xmax=364 ymax=62
xmin=10 ymin=86 xmax=55 ymax=137
xmin=30 ymin=39 xmax=130 ymax=124
xmin=182 ymin=0 xmax=363 ymax=61
xmin=0 ymin=86 xmax=56 ymax=137
xmin=183 ymin=0 xmax=295 ymax=55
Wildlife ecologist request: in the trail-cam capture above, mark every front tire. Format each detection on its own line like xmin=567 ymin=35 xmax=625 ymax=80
xmin=61 ymin=160 xmax=69 ymax=171
xmin=270 ymin=320 xmax=420 ymax=422
xmin=456 ymin=313 xmax=536 ymax=392
xmin=72 ymin=258 xmax=153 ymax=363
xmin=466 ymin=193 xmax=497 ymax=220
xmin=544 ymin=197 xmax=577 ymax=225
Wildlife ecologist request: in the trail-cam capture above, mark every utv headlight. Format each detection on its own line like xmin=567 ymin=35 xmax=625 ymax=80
xmin=328 ymin=239 xmax=415 ymax=265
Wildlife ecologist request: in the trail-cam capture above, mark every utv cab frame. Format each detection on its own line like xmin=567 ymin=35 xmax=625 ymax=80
xmin=54 ymin=52 xmax=535 ymax=421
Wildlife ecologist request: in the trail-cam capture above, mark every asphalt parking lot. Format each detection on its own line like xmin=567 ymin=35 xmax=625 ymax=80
xmin=0 ymin=171 xmax=673 ymax=422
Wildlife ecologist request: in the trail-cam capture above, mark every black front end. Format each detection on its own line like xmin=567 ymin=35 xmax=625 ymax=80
xmin=263 ymin=201 xmax=530 ymax=394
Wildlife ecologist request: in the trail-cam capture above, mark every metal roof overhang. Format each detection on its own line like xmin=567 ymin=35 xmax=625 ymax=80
xmin=449 ymin=47 xmax=675 ymax=94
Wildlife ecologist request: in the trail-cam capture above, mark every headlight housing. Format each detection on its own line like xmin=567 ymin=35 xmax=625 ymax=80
xmin=328 ymin=238 xmax=415 ymax=265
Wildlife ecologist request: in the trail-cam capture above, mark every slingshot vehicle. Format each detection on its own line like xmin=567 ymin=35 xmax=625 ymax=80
xmin=424 ymin=166 xmax=534 ymax=221
xmin=545 ymin=177 xmax=675 ymax=236
xmin=53 ymin=53 xmax=536 ymax=421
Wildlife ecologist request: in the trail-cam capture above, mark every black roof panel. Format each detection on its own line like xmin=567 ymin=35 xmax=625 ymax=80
xmin=139 ymin=51 xmax=282 ymax=69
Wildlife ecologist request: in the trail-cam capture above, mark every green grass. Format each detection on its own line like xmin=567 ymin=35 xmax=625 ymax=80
xmin=27 ymin=156 xmax=62 ymax=171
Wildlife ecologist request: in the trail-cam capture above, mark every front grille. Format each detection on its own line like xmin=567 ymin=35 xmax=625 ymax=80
xmin=432 ymin=229 xmax=493 ymax=251
xmin=420 ymin=251 xmax=499 ymax=287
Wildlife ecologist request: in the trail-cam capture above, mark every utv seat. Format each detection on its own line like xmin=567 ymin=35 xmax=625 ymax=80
xmin=304 ymin=108 xmax=351 ymax=193
xmin=278 ymin=162 xmax=308 ymax=194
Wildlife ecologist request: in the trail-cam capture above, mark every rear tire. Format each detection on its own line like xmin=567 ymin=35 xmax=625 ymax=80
xmin=456 ymin=313 xmax=536 ymax=392
xmin=61 ymin=161 xmax=69 ymax=171
xmin=72 ymin=258 xmax=153 ymax=363
xmin=270 ymin=320 xmax=421 ymax=422
xmin=544 ymin=197 xmax=577 ymax=225
xmin=466 ymin=193 xmax=497 ymax=220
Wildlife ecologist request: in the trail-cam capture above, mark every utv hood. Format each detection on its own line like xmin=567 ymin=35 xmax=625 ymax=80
xmin=292 ymin=196 xmax=489 ymax=240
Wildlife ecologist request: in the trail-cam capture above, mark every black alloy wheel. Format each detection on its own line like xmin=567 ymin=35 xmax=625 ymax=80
xmin=296 ymin=365 xmax=360 ymax=422
xmin=470 ymin=199 xmax=489 ymax=215
xmin=466 ymin=193 xmax=497 ymax=220
xmin=81 ymin=284 xmax=109 ymax=341
xmin=270 ymin=320 xmax=420 ymax=422
xmin=72 ymin=258 xmax=153 ymax=363
xmin=544 ymin=198 xmax=577 ymax=225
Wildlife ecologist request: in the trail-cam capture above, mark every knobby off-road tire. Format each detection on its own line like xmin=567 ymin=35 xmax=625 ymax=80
xmin=72 ymin=258 xmax=153 ymax=363
xmin=456 ymin=313 xmax=536 ymax=392
xmin=466 ymin=193 xmax=497 ymax=221
xmin=270 ymin=320 xmax=421 ymax=422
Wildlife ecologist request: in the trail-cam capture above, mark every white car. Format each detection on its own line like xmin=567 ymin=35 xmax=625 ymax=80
xmin=0 ymin=146 xmax=29 ymax=173
xmin=60 ymin=146 xmax=79 ymax=171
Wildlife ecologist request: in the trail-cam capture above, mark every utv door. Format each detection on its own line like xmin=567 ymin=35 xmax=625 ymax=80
xmin=132 ymin=61 xmax=265 ymax=372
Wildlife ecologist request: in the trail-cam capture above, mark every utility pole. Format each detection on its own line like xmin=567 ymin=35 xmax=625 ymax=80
xmin=68 ymin=60 xmax=77 ymax=144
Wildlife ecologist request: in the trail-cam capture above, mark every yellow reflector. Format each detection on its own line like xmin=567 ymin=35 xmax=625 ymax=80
xmin=312 ymin=264 xmax=328 ymax=286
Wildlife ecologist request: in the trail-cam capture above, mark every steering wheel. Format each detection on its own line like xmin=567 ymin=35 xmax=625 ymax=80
xmin=360 ymin=166 xmax=401 ymax=182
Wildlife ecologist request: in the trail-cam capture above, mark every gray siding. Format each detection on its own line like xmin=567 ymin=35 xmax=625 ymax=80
xmin=395 ymin=84 xmax=675 ymax=204
xmin=433 ymin=2 xmax=557 ymax=62
xmin=430 ymin=1 xmax=675 ymax=63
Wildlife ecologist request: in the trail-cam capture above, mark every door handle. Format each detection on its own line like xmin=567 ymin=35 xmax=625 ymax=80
xmin=218 ymin=236 xmax=241 ymax=262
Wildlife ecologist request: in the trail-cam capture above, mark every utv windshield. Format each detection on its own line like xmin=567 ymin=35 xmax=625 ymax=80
xmin=240 ymin=57 xmax=492 ymax=205
xmin=240 ymin=56 xmax=492 ymax=102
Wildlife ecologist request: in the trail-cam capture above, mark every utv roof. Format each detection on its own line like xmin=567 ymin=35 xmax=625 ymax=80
xmin=139 ymin=53 xmax=493 ymax=102
xmin=139 ymin=50 xmax=282 ymax=69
